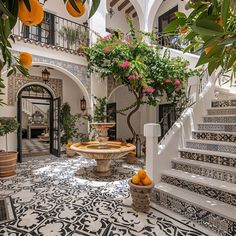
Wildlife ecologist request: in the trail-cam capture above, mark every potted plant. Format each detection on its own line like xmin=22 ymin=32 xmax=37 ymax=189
xmin=0 ymin=117 xmax=18 ymax=177
xmin=59 ymin=26 xmax=80 ymax=49
xmin=61 ymin=103 xmax=82 ymax=157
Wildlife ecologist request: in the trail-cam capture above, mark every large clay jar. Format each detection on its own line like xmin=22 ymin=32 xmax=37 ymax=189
xmin=0 ymin=152 xmax=17 ymax=178
xmin=128 ymin=179 xmax=154 ymax=212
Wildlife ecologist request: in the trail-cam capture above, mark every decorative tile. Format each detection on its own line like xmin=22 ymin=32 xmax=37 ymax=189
xmin=208 ymin=108 xmax=236 ymax=115
xmin=179 ymin=150 xmax=236 ymax=167
xmin=203 ymin=116 xmax=236 ymax=124
xmin=153 ymin=189 xmax=236 ymax=236
xmin=212 ymin=100 xmax=236 ymax=108
xmin=192 ymin=131 xmax=236 ymax=143
xmin=198 ymin=124 xmax=236 ymax=132
xmin=161 ymin=175 xmax=236 ymax=206
xmin=172 ymin=162 xmax=236 ymax=184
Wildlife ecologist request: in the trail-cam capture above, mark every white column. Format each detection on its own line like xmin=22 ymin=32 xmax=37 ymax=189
xmin=144 ymin=123 xmax=161 ymax=184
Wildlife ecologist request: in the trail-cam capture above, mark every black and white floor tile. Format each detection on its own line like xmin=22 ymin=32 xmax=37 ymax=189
xmin=0 ymin=155 xmax=216 ymax=235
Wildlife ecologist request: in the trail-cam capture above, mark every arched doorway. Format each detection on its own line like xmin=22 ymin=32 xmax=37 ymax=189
xmin=17 ymin=84 xmax=61 ymax=162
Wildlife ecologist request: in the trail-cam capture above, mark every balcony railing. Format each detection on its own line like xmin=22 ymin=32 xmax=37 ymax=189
xmin=12 ymin=11 xmax=89 ymax=55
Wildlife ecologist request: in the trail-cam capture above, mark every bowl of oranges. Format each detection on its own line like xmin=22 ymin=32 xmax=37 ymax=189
xmin=128 ymin=169 xmax=154 ymax=212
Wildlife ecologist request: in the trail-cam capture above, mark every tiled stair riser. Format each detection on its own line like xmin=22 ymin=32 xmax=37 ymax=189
xmin=172 ymin=162 xmax=236 ymax=184
xmin=161 ymin=175 xmax=236 ymax=206
xmin=208 ymin=108 xmax=236 ymax=115
xmin=203 ymin=116 xmax=236 ymax=123
xmin=179 ymin=151 xmax=236 ymax=167
xmin=192 ymin=132 xmax=236 ymax=143
xmin=198 ymin=124 xmax=236 ymax=132
xmin=186 ymin=141 xmax=236 ymax=154
xmin=152 ymin=189 xmax=236 ymax=236
xmin=212 ymin=100 xmax=236 ymax=107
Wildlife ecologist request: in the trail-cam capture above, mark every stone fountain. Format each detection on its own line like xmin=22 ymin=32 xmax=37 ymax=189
xmin=71 ymin=122 xmax=135 ymax=176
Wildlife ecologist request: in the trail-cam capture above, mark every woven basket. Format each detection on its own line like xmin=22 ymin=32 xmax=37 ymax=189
xmin=128 ymin=179 xmax=154 ymax=212
xmin=0 ymin=152 xmax=17 ymax=177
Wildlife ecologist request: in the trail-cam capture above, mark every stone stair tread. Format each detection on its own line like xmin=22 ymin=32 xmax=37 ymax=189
xmin=193 ymin=130 xmax=236 ymax=135
xmin=186 ymin=138 xmax=236 ymax=147
xmin=198 ymin=122 xmax=236 ymax=126
xmin=172 ymin=157 xmax=236 ymax=173
xmin=155 ymin=182 xmax=236 ymax=221
xmin=179 ymin=147 xmax=236 ymax=159
xmin=204 ymin=114 xmax=236 ymax=117
xmin=212 ymin=98 xmax=236 ymax=102
xmin=161 ymin=169 xmax=236 ymax=195
xmin=208 ymin=107 xmax=236 ymax=110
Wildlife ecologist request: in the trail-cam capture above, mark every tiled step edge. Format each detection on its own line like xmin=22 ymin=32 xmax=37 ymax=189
xmin=198 ymin=123 xmax=236 ymax=132
xmin=153 ymin=183 xmax=236 ymax=236
xmin=203 ymin=115 xmax=236 ymax=123
xmin=212 ymin=99 xmax=236 ymax=108
xmin=161 ymin=169 xmax=236 ymax=206
xmin=186 ymin=139 xmax=236 ymax=155
xmin=192 ymin=130 xmax=236 ymax=143
xmin=179 ymin=148 xmax=236 ymax=167
xmin=207 ymin=107 xmax=236 ymax=115
xmin=172 ymin=157 xmax=236 ymax=184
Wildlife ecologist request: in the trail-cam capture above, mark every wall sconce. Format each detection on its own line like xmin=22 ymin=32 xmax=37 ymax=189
xmin=42 ymin=67 xmax=50 ymax=83
xmin=108 ymin=7 xmax=115 ymax=18
xmin=80 ymin=96 xmax=86 ymax=111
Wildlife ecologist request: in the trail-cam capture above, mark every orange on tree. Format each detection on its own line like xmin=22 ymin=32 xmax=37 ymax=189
xmin=66 ymin=0 xmax=85 ymax=17
xmin=179 ymin=26 xmax=189 ymax=35
xmin=18 ymin=0 xmax=44 ymax=26
xmin=204 ymin=46 xmax=213 ymax=55
xmin=19 ymin=52 xmax=32 ymax=68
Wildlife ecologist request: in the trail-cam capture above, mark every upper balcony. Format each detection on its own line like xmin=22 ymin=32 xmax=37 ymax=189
xmin=12 ymin=11 xmax=89 ymax=56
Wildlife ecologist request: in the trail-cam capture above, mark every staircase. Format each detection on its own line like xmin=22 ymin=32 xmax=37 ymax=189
xmin=153 ymin=98 xmax=236 ymax=236
xmin=22 ymin=99 xmax=46 ymax=117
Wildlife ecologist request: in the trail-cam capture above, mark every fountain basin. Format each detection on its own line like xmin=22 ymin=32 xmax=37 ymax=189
xmin=71 ymin=141 xmax=135 ymax=176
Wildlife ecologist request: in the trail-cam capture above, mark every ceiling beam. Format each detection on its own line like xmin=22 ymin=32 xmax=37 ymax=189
xmin=110 ymin=0 xmax=120 ymax=8
xmin=125 ymin=5 xmax=134 ymax=14
xmin=118 ymin=0 xmax=130 ymax=11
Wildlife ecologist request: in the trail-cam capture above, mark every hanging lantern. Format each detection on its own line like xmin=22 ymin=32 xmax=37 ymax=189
xmin=42 ymin=68 xmax=50 ymax=83
xmin=80 ymin=96 xmax=86 ymax=111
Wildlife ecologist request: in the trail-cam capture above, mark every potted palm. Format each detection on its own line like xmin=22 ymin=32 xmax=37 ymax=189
xmin=0 ymin=117 xmax=18 ymax=177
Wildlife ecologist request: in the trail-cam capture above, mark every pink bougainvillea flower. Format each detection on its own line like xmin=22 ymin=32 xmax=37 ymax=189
xmin=136 ymin=75 xmax=142 ymax=80
xmin=128 ymin=75 xmax=135 ymax=80
xmin=103 ymin=34 xmax=111 ymax=40
xmin=143 ymin=87 xmax=155 ymax=93
xmin=175 ymin=88 xmax=181 ymax=92
xmin=119 ymin=61 xmax=131 ymax=69
xmin=165 ymin=79 xmax=172 ymax=83
xmin=174 ymin=79 xmax=181 ymax=86
xmin=103 ymin=47 xmax=110 ymax=53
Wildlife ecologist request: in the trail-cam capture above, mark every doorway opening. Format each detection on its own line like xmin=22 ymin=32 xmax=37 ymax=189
xmin=17 ymin=84 xmax=61 ymax=162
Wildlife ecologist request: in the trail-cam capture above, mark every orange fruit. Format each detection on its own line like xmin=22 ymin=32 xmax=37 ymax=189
xmin=131 ymin=174 xmax=140 ymax=185
xmin=142 ymin=175 xmax=152 ymax=186
xmin=217 ymin=16 xmax=223 ymax=27
xmin=66 ymin=0 xmax=85 ymax=17
xmin=179 ymin=26 xmax=189 ymax=35
xmin=138 ymin=169 xmax=146 ymax=180
xmin=18 ymin=0 xmax=44 ymax=26
xmin=19 ymin=52 xmax=32 ymax=68
xmin=204 ymin=46 xmax=213 ymax=55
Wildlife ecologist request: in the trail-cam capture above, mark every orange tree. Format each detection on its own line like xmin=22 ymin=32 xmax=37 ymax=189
xmin=0 ymin=0 xmax=101 ymax=105
xmin=165 ymin=0 xmax=236 ymax=76
xmin=83 ymin=25 xmax=199 ymax=142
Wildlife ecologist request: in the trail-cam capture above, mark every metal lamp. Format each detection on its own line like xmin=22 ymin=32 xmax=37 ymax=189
xmin=80 ymin=96 xmax=86 ymax=111
xmin=42 ymin=68 xmax=50 ymax=83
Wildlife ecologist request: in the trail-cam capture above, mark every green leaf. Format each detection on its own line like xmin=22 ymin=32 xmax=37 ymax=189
xmin=221 ymin=0 xmax=230 ymax=29
xmin=0 ymin=1 xmax=14 ymax=18
xmin=195 ymin=18 xmax=224 ymax=34
xmin=191 ymin=25 xmax=224 ymax=36
xmin=89 ymin=0 xmax=101 ymax=18
xmin=220 ymin=36 xmax=236 ymax=45
xmin=69 ymin=0 xmax=81 ymax=13
xmin=208 ymin=60 xmax=220 ymax=75
xmin=183 ymin=43 xmax=195 ymax=53
xmin=227 ymin=53 xmax=236 ymax=69
xmin=175 ymin=12 xmax=187 ymax=19
xmin=23 ymin=0 xmax=31 ymax=12
xmin=164 ymin=18 xmax=186 ymax=33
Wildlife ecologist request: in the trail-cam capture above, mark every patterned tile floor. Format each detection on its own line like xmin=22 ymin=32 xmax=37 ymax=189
xmin=0 ymin=155 xmax=217 ymax=236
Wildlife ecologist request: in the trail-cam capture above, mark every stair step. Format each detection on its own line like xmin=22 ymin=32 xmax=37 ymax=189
xmin=207 ymin=107 xmax=236 ymax=115
xmin=153 ymin=183 xmax=236 ymax=236
xmin=198 ymin=123 xmax=236 ymax=132
xmin=172 ymin=157 xmax=236 ymax=183
xmin=212 ymin=99 xmax=236 ymax=108
xmin=161 ymin=169 xmax=236 ymax=206
xmin=192 ymin=130 xmax=236 ymax=143
xmin=203 ymin=115 xmax=236 ymax=123
xmin=179 ymin=148 xmax=236 ymax=167
xmin=186 ymin=139 xmax=236 ymax=155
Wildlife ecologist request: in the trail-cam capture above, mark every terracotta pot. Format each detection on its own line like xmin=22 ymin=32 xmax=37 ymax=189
xmin=128 ymin=179 xmax=154 ymax=212
xmin=0 ymin=152 xmax=17 ymax=178
xmin=66 ymin=147 xmax=76 ymax=157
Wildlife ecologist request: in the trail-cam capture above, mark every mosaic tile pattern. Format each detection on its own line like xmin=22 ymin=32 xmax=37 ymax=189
xmin=212 ymin=100 xmax=236 ymax=107
xmin=192 ymin=131 xmax=236 ymax=143
xmin=179 ymin=150 xmax=236 ymax=167
xmin=203 ymin=116 xmax=236 ymax=123
xmin=208 ymin=108 xmax=236 ymax=115
xmin=161 ymin=175 xmax=236 ymax=206
xmin=198 ymin=124 xmax=236 ymax=132
xmin=186 ymin=141 xmax=236 ymax=154
xmin=172 ymin=161 xmax=236 ymax=184
xmin=153 ymin=189 xmax=236 ymax=236
xmin=0 ymin=156 xmax=209 ymax=236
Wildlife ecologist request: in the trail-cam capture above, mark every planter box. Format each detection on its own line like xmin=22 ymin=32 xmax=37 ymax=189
xmin=0 ymin=152 xmax=17 ymax=178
